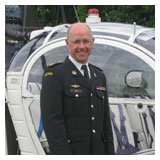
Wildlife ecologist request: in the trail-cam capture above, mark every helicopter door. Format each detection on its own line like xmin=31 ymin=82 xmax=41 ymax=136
xmin=21 ymin=38 xmax=68 ymax=154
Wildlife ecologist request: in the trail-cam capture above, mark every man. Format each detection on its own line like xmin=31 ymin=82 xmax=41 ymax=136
xmin=40 ymin=23 xmax=114 ymax=155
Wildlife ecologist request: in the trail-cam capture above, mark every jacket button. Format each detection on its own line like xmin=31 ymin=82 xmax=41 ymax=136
xmin=91 ymin=104 xmax=94 ymax=108
xmin=102 ymin=96 xmax=105 ymax=99
xmin=75 ymin=94 xmax=79 ymax=97
xmin=92 ymin=129 xmax=96 ymax=133
xmin=92 ymin=116 xmax=95 ymax=120
xmin=90 ymin=93 xmax=93 ymax=96
xmin=68 ymin=139 xmax=70 ymax=143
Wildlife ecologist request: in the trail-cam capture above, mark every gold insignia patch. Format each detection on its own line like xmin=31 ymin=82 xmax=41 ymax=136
xmin=72 ymin=70 xmax=77 ymax=75
xmin=44 ymin=72 xmax=53 ymax=77
xmin=71 ymin=85 xmax=80 ymax=88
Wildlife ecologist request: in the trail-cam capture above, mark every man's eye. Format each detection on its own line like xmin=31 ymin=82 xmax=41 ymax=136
xmin=83 ymin=40 xmax=89 ymax=44
xmin=74 ymin=40 xmax=80 ymax=44
xmin=72 ymin=40 xmax=91 ymax=45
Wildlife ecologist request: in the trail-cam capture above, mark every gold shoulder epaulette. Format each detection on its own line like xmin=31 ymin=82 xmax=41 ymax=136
xmin=48 ymin=61 xmax=62 ymax=68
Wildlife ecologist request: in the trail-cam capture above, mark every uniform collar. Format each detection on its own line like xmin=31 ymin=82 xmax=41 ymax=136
xmin=65 ymin=56 xmax=98 ymax=91
xmin=68 ymin=55 xmax=90 ymax=74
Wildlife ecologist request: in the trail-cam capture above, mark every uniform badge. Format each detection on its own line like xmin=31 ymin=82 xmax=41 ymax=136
xmin=71 ymin=85 xmax=80 ymax=88
xmin=96 ymin=86 xmax=106 ymax=91
xmin=44 ymin=72 xmax=53 ymax=77
xmin=71 ymin=89 xmax=82 ymax=94
xmin=72 ymin=70 xmax=77 ymax=75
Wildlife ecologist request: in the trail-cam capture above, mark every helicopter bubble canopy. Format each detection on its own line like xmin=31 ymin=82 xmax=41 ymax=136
xmin=7 ymin=22 xmax=155 ymax=99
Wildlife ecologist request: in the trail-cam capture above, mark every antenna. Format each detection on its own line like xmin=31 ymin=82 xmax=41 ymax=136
xmin=73 ymin=5 xmax=80 ymax=22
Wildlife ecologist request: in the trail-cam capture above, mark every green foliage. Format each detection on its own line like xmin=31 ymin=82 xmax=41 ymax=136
xmin=76 ymin=5 xmax=88 ymax=22
xmin=36 ymin=6 xmax=59 ymax=26
xmin=102 ymin=5 xmax=155 ymax=27
xmin=36 ymin=5 xmax=155 ymax=28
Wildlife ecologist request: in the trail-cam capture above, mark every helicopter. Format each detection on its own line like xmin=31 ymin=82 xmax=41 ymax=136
xmin=5 ymin=8 xmax=155 ymax=155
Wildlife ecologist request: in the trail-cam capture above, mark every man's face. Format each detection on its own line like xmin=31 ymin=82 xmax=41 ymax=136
xmin=65 ymin=24 xmax=94 ymax=64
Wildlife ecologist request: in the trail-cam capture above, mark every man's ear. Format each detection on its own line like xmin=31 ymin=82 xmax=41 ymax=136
xmin=65 ymin=39 xmax=70 ymax=49
xmin=92 ymin=38 xmax=95 ymax=47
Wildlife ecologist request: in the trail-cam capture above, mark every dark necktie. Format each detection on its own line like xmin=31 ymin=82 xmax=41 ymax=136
xmin=81 ymin=65 xmax=90 ymax=84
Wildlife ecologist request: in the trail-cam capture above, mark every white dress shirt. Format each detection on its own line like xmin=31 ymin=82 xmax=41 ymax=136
xmin=68 ymin=55 xmax=91 ymax=78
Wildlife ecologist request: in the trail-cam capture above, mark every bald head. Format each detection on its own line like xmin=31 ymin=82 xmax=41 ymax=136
xmin=65 ymin=22 xmax=94 ymax=64
xmin=67 ymin=23 xmax=93 ymax=40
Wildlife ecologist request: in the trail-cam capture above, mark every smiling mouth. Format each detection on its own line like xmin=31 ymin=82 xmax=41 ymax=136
xmin=78 ymin=52 xmax=87 ymax=56
xmin=78 ymin=50 xmax=87 ymax=53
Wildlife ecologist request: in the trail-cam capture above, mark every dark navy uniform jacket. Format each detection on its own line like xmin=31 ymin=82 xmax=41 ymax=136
xmin=40 ymin=57 xmax=114 ymax=155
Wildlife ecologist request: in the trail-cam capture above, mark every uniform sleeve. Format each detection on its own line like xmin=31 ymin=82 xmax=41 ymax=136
xmin=102 ymin=74 xmax=115 ymax=155
xmin=40 ymin=69 xmax=72 ymax=155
